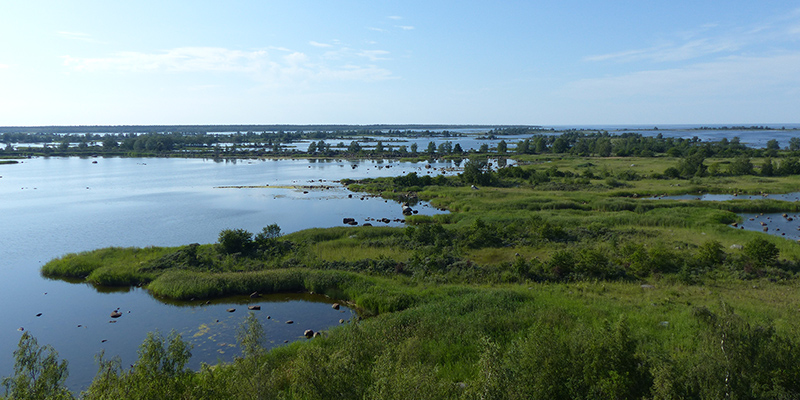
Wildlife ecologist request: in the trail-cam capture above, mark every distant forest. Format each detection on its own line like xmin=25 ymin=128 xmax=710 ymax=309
xmin=0 ymin=124 xmax=530 ymax=135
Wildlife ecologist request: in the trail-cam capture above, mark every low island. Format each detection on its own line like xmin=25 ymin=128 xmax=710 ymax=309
xmin=28 ymin=136 xmax=800 ymax=399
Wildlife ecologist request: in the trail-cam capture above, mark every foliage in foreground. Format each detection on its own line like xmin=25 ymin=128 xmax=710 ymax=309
xmin=5 ymin=290 xmax=800 ymax=399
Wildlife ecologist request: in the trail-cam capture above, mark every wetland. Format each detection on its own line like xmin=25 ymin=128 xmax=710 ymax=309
xmin=6 ymin=125 xmax=800 ymax=398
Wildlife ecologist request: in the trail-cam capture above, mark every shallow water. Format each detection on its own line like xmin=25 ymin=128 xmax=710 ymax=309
xmin=0 ymin=156 xmax=451 ymax=390
xmin=648 ymin=192 xmax=800 ymax=241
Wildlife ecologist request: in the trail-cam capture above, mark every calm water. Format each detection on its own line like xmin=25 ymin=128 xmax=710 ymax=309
xmin=649 ymin=192 xmax=800 ymax=241
xmin=0 ymin=156 xmax=451 ymax=390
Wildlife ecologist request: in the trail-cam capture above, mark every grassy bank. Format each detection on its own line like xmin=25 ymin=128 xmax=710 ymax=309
xmin=23 ymin=153 xmax=800 ymax=398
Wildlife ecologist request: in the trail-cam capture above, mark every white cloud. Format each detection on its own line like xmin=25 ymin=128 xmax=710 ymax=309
xmin=57 ymin=31 xmax=105 ymax=44
xmin=0 ymin=63 xmax=8 ymax=69
xmin=564 ymin=53 xmax=800 ymax=100
xmin=62 ymin=46 xmax=395 ymax=86
xmin=585 ymin=37 xmax=741 ymax=63
xmin=309 ymin=41 xmax=333 ymax=48
xmin=396 ymin=25 xmax=415 ymax=31
xmin=367 ymin=27 xmax=387 ymax=32
xmin=358 ymin=50 xmax=390 ymax=61
xmin=586 ymin=10 xmax=800 ymax=64
xmin=63 ymin=47 xmax=267 ymax=73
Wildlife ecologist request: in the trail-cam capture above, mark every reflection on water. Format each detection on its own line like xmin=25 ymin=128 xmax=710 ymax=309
xmin=0 ymin=156 xmax=437 ymax=391
xmin=652 ymin=192 xmax=800 ymax=202
xmin=648 ymin=192 xmax=800 ymax=241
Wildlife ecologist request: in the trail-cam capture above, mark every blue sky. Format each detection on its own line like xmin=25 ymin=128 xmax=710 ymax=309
xmin=1 ymin=1 xmax=799 ymax=126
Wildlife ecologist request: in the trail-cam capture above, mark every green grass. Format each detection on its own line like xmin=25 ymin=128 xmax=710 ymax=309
xmin=30 ymin=153 xmax=800 ymax=399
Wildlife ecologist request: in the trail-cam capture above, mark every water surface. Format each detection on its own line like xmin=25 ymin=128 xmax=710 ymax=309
xmin=0 ymin=156 xmax=450 ymax=390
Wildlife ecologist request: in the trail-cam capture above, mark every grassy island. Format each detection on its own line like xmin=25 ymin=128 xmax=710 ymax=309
xmin=11 ymin=133 xmax=800 ymax=399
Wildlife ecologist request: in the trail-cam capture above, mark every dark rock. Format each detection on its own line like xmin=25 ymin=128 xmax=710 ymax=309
xmin=35 ymin=313 xmax=42 ymax=317
xmin=226 ymin=308 xmax=236 ymax=313
xmin=286 ymin=320 xmax=293 ymax=324
xmin=304 ymin=329 xmax=314 ymax=338
xmin=332 ymin=303 xmax=340 ymax=310
xmin=248 ymin=305 xmax=261 ymax=310
xmin=110 ymin=311 xmax=122 ymax=318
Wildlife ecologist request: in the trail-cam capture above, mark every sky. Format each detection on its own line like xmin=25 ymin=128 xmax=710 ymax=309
xmin=1 ymin=1 xmax=799 ymax=126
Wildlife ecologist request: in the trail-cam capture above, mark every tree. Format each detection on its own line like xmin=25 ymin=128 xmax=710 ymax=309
xmin=790 ymin=137 xmax=800 ymax=151
xmin=453 ymin=143 xmax=464 ymax=154
xmin=496 ymin=140 xmax=507 ymax=154
xmin=551 ymin=137 xmax=569 ymax=153
xmin=478 ymin=143 xmax=489 ymax=153
xmin=765 ymin=139 xmax=780 ymax=157
xmin=437 ymin=141 xmax=452 ymax=155
xmin=766 ymin=139 xmax=780 ymax=150
xmin=728 ymin=155 xmax=753 ymax=175
xmin=218 ymin=228 xmax=253 ymax=255
xmin=516 ymin=139 xmax=530 ymax=154
xmin=375 ymin=141 xmax=385 ymax=153
xmin=102 ymin=136 xmax=118 ymax=150
xmin=461 ymin=157 xmax=495 ymax=186
xmin=347 ymin=141 xmax=361 ymax=153
xmin=534 ymin=137 xmax=547 ymax=153
xmin=237 ymin=313 xmax=266 ymax=359
xmin=410 ymin=143 xmax=418 ymax=154
xmin=2 ymin=332 xmax=72 ymax=399
xmin=254 ymin=224 xmax=282 ymax=253
xmin=307 ymin=141 xmax=317 ymax=154
xmin=595 ymin=138 xmax=612 ymax=157
xmin=678 ymin=152 xmax=707 ymax=177
xmin=426 ymin=141 xmax=436 ymax=155
xmin=85 ymin=331 xmax=193 ymax=399
xmin=761 ymin=158 xmax=775 ymax=177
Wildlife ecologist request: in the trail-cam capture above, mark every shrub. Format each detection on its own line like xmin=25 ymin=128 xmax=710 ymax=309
xmin=743 ymin=238 xmax=779 ymax=267
xmin=218 ymin=228 xmax=254 ymax=255
xmin=1 ymin=333 xmax=72 ymax=400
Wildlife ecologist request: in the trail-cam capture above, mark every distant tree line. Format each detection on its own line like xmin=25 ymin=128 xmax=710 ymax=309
xmin=3 ymin=129 xmax=800 ymax=161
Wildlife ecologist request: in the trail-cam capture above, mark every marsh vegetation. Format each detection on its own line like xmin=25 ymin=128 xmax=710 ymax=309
xmin=9 ymin=129 xmax=800 ymax=399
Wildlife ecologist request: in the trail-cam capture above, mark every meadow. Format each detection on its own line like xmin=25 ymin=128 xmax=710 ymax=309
xmin=9 ymin=132 xmax=800 ymax=399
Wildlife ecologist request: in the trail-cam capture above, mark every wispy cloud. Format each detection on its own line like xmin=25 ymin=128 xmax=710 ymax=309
xmin=586 ymin=10 xmax=800 ymax=64
xmin=358 ymin=50 xmax=390 ymax=61
xmin=57 ymin=31 xmax=106 ymax=44
xmin=0 ymin=63 xmax=9 ymax=69
xmin=396 ymin=25 xmax=415 ymax=31
xmin=585 ymin=38 xmax=740 ymax=63
xmin=367 ymin=27 xmax=387 ymax=32
xmin=63 ymin=47 xmax=267 ymax=73
xmin=62 ymin=46 xmax=395 ymax=86
xmin=309 ymin=41 xmax=333 ymax=48
xmin=565 ymin=52 xmax=800 ymax=99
